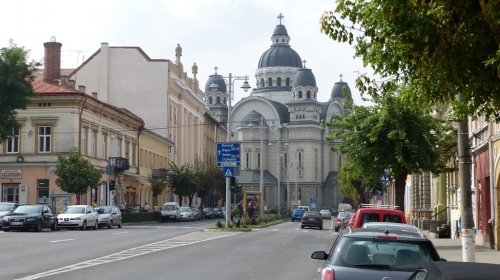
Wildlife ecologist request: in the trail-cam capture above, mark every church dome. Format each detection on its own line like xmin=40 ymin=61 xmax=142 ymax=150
xmin=273 ymin=24 xmax=289 ymax=36
xmin=204 ymin=74 xmax=226 ymax=93
xmin=331 ymin=80 xmax=352 ymax=99
xmin=240 ymin=110 xmax=264 ymax=127
xmin=258 ymin=46 xmax=302 ymax=68
xmin=292 ymin=68 xmax=316 ymax=87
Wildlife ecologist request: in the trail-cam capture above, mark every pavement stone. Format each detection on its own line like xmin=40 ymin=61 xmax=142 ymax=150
xmin=423 ymin=230 xmax=500 ymax=264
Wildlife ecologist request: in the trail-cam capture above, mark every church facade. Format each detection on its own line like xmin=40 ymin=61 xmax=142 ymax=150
xmin=204 ymin=15 xmax=352 ymax=211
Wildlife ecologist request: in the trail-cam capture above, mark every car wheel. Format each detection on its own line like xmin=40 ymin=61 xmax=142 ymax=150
xmin=301 ymin=225 xmax=305 ymax=229
xmin=118 ymin=221 xmax=122 ymax=228
xmin=93 ymin=220 xmax=98 ymax=230
xmin=319 ymin=226 xmax=323 ymax=230
xmin=3 ymin=229 xmax=10 ymax=232
xmin=51 ymin=220 xmax=58 ymax=231
xmin=334 ymin=227 xmax=338 ymax=232
xmin=108 ymin=220 xmax=112 ymax=229
xmin=35 ymin=220 xmax=43 ymax=232
xmin=81 ymin=221 xmax=87 ymax=230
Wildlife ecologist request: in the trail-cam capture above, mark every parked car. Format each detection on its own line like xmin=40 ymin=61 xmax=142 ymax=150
xmin=2 ymin=204 xmax=58 ymax=232
xmin=221 ymin=206 xmax=227 ymax=218
xmin=347 ymin=204 xmax=406 ymax=228
xmin=191 ymin=207 xmax=202 ymax=221
xmin=311 ymin=228 xmax=444 ymax=280
xmin=212 ymin=207 xmax=223 ymax=218
xmin=161 ymin=202 xmax=181 ymax=223
xmin=180 ymin=207 xmax=194 ymax=222
xmin=202 ymin=207 xmax=215 ymax=219
xmin=362 ymin=222 xmax=420 ymax=233
xmin=291 ymin=209 xmax=306 ymax=222
xmin=408 ymin=261 xmax=500 ymax=280
xmin=0 ymin=202 xmax=19 ymax=227
xmin=319 ymin=209 xmax=332 ymax=220
xmin=58 ymin=205 xmax=98 ymax=230
xmin=94 ymin=206 xmax=122 ymax=228
xmin=298 ymin=206 xmax=310 ymax=211
xmin=301 ymin=211 xmax=323 ymax=230
xmin=335 ymin=211 xmax=353 ymax=231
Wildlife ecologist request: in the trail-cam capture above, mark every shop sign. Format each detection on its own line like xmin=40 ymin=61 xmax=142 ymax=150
xmin=1 ymin=169 xmax=22 ymax=179
xmin=50 ymin=166 xmax=57 ymax=175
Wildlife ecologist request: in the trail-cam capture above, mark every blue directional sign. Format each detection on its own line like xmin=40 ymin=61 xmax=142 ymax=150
xmin=379 ymin=171 xmax=387 ymax=183
xmin=222 ymin=166 xmax=235 ymax=178
xmin=217 ymin=142 xmax=241 ymax=167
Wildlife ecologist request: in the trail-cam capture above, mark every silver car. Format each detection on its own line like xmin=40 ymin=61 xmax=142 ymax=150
xmin=335 ymin=211 xmax=352 ymax=231
xmin=190 ymin=207 xmax=202 ymax=221
xmin=319 ymin=209 xmax=332 ymax=220
xmin=0 ymin=203 xmax=19 ymax=227
xmin=94 ymin=206 xmax=122 ymax=228
xmin=180 ymin=207 xmax=194 ymax=222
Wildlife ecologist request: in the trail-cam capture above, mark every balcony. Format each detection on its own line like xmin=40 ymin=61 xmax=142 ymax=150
xmin=109 ymin=157 xmax=130 ymax=173
xmin=152 ymin=168 xmax=168 ymax=179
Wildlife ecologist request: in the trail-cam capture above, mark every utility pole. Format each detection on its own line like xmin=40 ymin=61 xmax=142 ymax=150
xmin=457 ymin=93 xmax=475 ymax=262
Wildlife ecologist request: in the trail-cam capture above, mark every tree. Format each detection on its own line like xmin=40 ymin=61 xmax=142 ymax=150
xmin=194 ymin=157 xmax=224 ymax=207
xmin=149 ymin=169 xmax=169 ymax=208
xmin=323 ymin=90 xmax=453 ymax=209
xmin=168 ymin=162 xmax=197 ymax=207
xmin=55 ymin=148 xmax=104 ymax=204
xmin=0 ymin=40 xmax=40 ymax=142
xmin=320 ymin=1 xmax=500 ymax=121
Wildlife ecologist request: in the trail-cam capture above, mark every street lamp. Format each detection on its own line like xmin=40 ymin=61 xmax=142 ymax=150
xmin=209 ymin=67 xmax=250 ymax=226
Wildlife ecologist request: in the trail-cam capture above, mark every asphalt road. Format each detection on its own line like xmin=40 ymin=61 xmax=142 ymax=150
xmin=0 ymin=218 xmax=338 ymax=280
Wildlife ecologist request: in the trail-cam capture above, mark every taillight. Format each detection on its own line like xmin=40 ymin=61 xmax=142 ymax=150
xmin=376 ymin=235 xmax=398 ymax=240
xmin=302 ymin=216 xmax=306 ymax=221
xmin=319 ymin=217 xmax=323 ymax=222
xmin=336 ymin=217 xmax=340 ymax=222
xmin=321 ymin=267 xmax=334 ymax=280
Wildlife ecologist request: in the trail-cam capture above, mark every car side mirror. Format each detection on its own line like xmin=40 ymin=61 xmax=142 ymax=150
xmin=311 ymin=251 xmax=328 ymax=260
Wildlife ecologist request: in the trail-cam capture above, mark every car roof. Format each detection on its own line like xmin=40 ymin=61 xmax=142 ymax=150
xmin=355 ymin=208 xmax=403 ymax=215
xmin=417 ymin=261 xmax=500 ymax=279
xmin=343 ymin=228 xmax=426 ymax=240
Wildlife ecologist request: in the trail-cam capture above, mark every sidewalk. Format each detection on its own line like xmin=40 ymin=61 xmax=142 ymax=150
xmin=423 ymin=231 xmax=500 ymax=264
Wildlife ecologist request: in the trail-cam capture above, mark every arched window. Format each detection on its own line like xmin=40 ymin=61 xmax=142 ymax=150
xmin=314 ymin=92 xmax=316 ymax=99
xmin=303 ymin=115 xmax=305 ymax=119
xmin=307 ymin=91 xmax=311 ymax=98
xmin=268 ymin=78 xmax=273 ymax=87
xmin=296 ymin=115 xmax=298 ymax=119
xmin=208 ymin=97 xmax=213 ymax=104
xmin=260 ymin=79 xmax=265 ymax=88
xmin=223 ymin=98 xmax=226 ymax=104
xmin=216 ymin=97 xmax=221 ymax=104
xmin=277 ymin=77 xmax=282 ymax=86
xmin=298 ymin=91 xmax=303 ymax=98
xmin=286 ymin=77 xmax=290 ymax=86
xmin=282 ymin=39 xmax=285 ymax=43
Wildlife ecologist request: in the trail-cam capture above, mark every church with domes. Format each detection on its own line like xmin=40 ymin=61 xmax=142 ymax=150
xmin=204 ymin=14 xmax=352 ymax=211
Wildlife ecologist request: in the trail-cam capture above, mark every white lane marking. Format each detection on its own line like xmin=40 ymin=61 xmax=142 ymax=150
xmin=16 ymin=231 xmax=239 ymax=280
xmin=50 ymin=239 xmax=74 ymax=243
xmin=113 ymin=232 xmax=128 ymax=235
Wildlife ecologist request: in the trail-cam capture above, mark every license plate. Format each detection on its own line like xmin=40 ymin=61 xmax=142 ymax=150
xmin=61 ymin=222 xmax=71 ymax=224
xmin=169 ymin=215 xmax=176 ymax=218
xmin=11 ymin=222 xmax=22 ymax=225
xmin=309 ymin=219 xmax=315 ymax=221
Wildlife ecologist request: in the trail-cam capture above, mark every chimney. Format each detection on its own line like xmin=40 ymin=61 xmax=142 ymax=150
xmin=78 ymin=85 xmax=86 ymax=93
xmin=92 ymin=92 xmax=98 ymax=98
xmin=43 ymin=36 xmax=62 ymax=85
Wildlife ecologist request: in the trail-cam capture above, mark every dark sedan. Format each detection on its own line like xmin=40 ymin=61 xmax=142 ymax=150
xmin=202 ymin=207 xmax=214 ymax=219
xmin=212 ymin=207 xmax=223 ymax=218
xmin=300 ymin=211 xmax=323 ymax=230
xmin=2 ymin=204 xmax=58 ymax=232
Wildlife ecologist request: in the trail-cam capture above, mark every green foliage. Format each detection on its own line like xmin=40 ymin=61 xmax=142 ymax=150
xmin=194 ymin=157 xmax=225 ymax=205
xmin=149 ymin=169 xmax=169 ymax=207
xmin=323 ymin=90 xmax=453 ymax=207
xmin=121 ymin=211 xmax=161 ymax=223
xmin=264 ymin=207 xmax=278 ymax=214
xmin=215 ymin=220 xmax=224 ymax=228
xmin=55 ymin=148 xmax=104 ymax=202
xmin=320 ymin=1 xmax=500 ymax=121
xmin=169 ymin=161 xmax=197 ymax=206
xmin=0 ymin=40 xmax=40 ymax=143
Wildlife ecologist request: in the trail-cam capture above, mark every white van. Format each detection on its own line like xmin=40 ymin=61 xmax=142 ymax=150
xmin=161 ymin=202 xmax=180 ymax=223
xmin=298 ymin=206 xmax=310 ymax=211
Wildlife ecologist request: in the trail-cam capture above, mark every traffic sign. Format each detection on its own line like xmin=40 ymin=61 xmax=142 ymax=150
xmin=223 ymin=166 xmax=234 ymax=178
xmin=379 ymin=171 xmax=387 ymax=183
xmin=217 ymin=142 xmax=241 ymax=167
xmin=310 ymin=197 xmax=317 ymax=209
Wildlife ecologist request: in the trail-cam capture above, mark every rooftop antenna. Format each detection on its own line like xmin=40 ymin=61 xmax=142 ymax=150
xmin=69 ymin=50 xmax=87 ymax=68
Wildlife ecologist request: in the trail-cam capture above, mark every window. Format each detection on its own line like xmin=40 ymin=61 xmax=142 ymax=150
xmin=174 ymin=107 xmax=177 ymax=124
xmin=298 ymin=91 xmax=303 ymax=98
xmin=81 ymin=127 xmax=87 ymax=155
xmin=170 ymin=104 xmax=173 ymax=121
xmin=284 ymin=152 xmax=288 ymax=168
xmin=117 ymin=139 xmax=121 ymax=157
xmin=38 ymin=126 xmax=51 ymax=153
xmin=37 ymin=179 xmax=49 ymax=204
xmin=6 ymin=128 xmax=19 ymax=154
xmin=132 ymin=144 xmax=136 ymax=166
xmin=110 ymin=136 xmax=116 ymax=158
xmin=286 ymin=77 xmax=290 ymax=86
xmin=208 ymin=97 xmax=212 ymax=104
xmin=282 ymin=39 xmax=285 ymax=42
xmin=299 ymin=152 xmax=302 ymax=167
xmin=307 ymin=91 xmax=311 ymax=98
xmin=246 ymin=152 xmax=249 ymax=168
xmin=260 ymin=79 xmax=264 ymax=88
xmin=91 ymin=130 xmax=96 ymax=157
xmin=268 ymin=78 xmax=273 ymax=87
xmin=217 ymin=97 xmax=221 ymax=104
xmin=258 ymin=152 xmax=261 ymax=168
xmin=125 ymin=141 xmax=130 ymax=159
xmin=101 ymin=134 xmax=107 ymax=159
xmin=277 ymin=77 xmax=282 ymax=86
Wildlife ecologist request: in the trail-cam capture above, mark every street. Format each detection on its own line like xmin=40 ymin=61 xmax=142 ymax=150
xmin=0 ymin=219 xmax=335 ymax=280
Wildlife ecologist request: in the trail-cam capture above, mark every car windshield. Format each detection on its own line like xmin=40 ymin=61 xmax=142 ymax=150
xmin=162 ymin=205 xmax=175 ymax=211
xmin=62 ymin=207 xmax=86 ymax=214
xmin=330 ymin=237 xmax=439 ymax=272
xmin=203 ymin=208 xmax=211 ymax=211
xmin=320 ymin=210 xmax=330 ymax=213
xmin=180 ymin=207 xmax=190 ymax=212
xmin=14 ymin=205 xmax=42 ymax=213
xmin=293 ymin=210 xmax=305 ymax=215
xmin=0 ymin=204 xmax=12 ymax=211
xmin=213 ymin=208 xmax=220 ymax=211
xmin=95 ymin=207 xmax=112 ymax=214
xmin=221 ymin=207 xmax=226 ymax=211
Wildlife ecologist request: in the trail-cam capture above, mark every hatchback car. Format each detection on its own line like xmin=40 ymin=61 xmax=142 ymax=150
xmin=301 ymin=211 xmax=323 ymax=230
xmin=94 ymin=206 xmax=122 ymax=228
xmin=58 ymin=205 xmax=98 ymax=230
xmin=0 ymin=202 xmax=19 ymax=227
xmin=319 ymin=209 xmax=332 ymax=220
xmin=180 ymin=207 xmax=194 ymax=221
xmin=311 ymin=228 xmax=444 ymax=280
xmin=2 ymin=204 xmax=58 ymax=232
xmin=335 ymin=211 xmax=353 ymax=231
xmin=291 ymin=209 xmax=306 ymax=221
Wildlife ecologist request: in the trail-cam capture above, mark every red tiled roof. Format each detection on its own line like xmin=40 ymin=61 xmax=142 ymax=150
xmin=31 ymin=80 xmax=78 ymax=93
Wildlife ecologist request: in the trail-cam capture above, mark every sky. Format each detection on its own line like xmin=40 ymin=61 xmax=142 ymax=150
xmin=1 ymin=0 xmax=373 ymax=105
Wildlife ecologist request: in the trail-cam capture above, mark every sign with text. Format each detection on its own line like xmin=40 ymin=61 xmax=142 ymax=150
xmin=216 ymin=142 xmax=241 ymax=167
xmin=1 ymin=169 xmax=22 ymax=179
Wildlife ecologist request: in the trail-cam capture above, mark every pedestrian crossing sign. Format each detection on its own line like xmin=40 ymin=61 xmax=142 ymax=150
xmin=223 ymin=166 xmax=234 ymax=178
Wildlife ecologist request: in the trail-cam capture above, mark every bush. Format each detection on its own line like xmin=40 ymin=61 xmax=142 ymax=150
xmin=264 ymin=207 xmax=278 ymax=214
xmin=121 ymin=211 xmax=160 ymax=223
xmin=216 ymin=220 xmax=224 ymax=228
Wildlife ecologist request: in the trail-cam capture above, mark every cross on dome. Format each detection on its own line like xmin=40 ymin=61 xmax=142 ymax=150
xmin=303 ymin=59 xmax=307 ymax=68
xmin=277 ymin=13 xmax=284 ymax=24
xmin=339 ymin=74 xmax=343 ymax=82
xmin=214 ymin=66 xmax=218 ymax=74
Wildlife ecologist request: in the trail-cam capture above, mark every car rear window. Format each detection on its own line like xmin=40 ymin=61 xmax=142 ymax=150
xmin=294 ymin=210 xmax=305 ymax=215
xmin=330 ymin=237 xmax=440 ymax=271
xmin=361 ymin=213 xmax=379 ymax=226
xmin=304 ymin=212 xmax=320 ymax=217
xmin=384 ymin=214 xmax=403 ymax=223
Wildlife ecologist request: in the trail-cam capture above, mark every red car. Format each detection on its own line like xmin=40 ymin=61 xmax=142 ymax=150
xmin=347 ymin=204 xmax=406 ymax=228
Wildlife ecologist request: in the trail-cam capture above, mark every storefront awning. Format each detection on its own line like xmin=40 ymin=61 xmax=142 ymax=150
xmin=133 ymin=176 xmax=151 ymax=186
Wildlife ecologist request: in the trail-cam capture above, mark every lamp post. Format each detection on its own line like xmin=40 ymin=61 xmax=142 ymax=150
xmin=209 ymin=68 xmax=251 ymax=226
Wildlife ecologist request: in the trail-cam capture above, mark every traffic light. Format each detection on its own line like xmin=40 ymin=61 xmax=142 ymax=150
xmin=109 ymin=180 xmax=116 ymax=191
xmin=230 ymin=177 xmax=236 ymax=192
xmin=236 ymin=185 xmax=242 ymax=193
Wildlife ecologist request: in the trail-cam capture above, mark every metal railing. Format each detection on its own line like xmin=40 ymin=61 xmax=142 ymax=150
xmin=359 ymin=204 xmax=400 ymax=210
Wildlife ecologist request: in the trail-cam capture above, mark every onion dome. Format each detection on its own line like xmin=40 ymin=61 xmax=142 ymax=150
xmin=292 ymin=68 xmax=316 ymax=87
